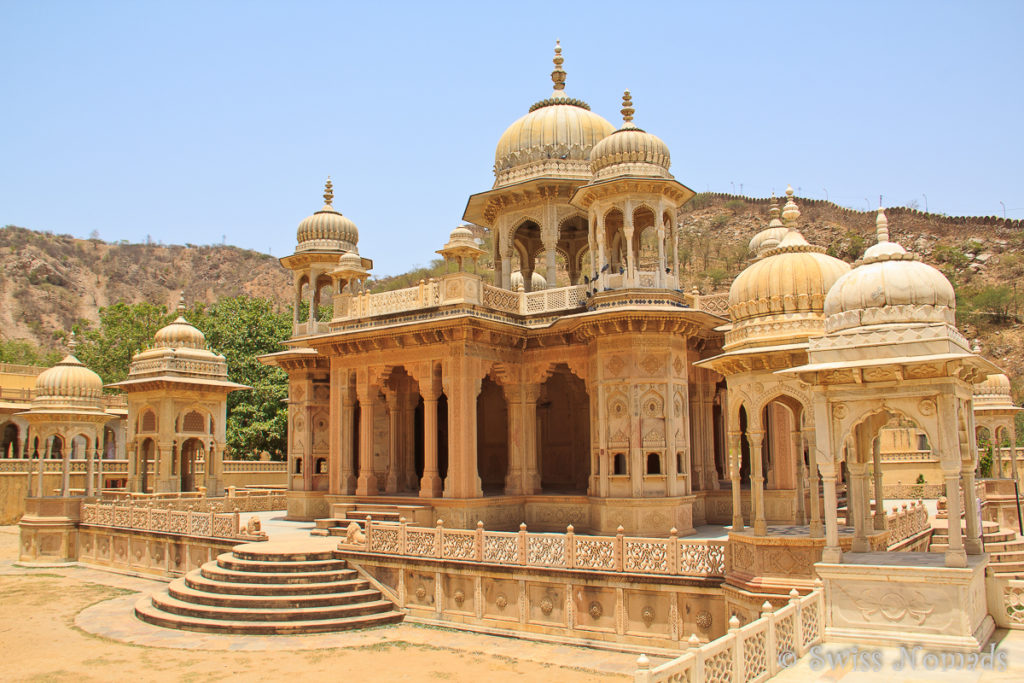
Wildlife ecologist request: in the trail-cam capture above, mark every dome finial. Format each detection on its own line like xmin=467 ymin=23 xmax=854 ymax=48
xmin=551 ymin=40 xmax=566 ymax=93
xmin=876 ymin=206 xmax=889 ymax=244
xmin=620 ymin=89 xmax=635 ymax=126
xmin=177 ymin=291 xmax=186 ymax=315
xmin=323 ymin=176 xmax=334 ymax=207
xmin=67 ymin=330 xmax=78 ymax=354
xmin=782 ymin=185 xmax=800 ymax=226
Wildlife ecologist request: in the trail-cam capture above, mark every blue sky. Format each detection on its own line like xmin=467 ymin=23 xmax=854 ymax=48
xmin=2 ymin=1 xmax=1022 ymax=276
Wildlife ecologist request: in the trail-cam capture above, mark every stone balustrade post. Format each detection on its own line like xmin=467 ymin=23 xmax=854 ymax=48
xmin=517 ymin=522 xmax=527 ymax=565
xmin=669 ymin=527 xmax=679 ymax=574
xmin=729 ymin=615 xmax=743 ymax=680
xmin=475 ymin=521 xmax=484 ymax=562
xmin=763 ymin=600 xmax=778 ymax=676
xmin=615 ymin=525 xmax=625 ymax=572
xmin=566 ymin=524 xmax=575 ymax=568
xmin=435 ymin=519 xmax=444 ymax=559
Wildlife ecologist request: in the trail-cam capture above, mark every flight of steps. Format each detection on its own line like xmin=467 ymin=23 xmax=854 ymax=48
xmin=312 ymin=503 xmax=430 ymax=538
xmin=135 ymin=541 xmax=404 ymax=634
xmin=930 ymin=520 xmax=1024 ymax=577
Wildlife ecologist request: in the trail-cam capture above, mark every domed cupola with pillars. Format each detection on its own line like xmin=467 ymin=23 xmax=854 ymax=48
xmin=281 ymin=178 xmax=372 ymax=336
xmin=463 ymin=43 xmax=616 ymax=293
xmin=570 ymin=91 xmax=695 ymax=292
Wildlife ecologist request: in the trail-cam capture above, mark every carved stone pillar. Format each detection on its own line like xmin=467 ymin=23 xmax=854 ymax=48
xmin=805 ymin=430 xmax=823 ymax=538
xmin=821 ymin=470 xmax=842 ymax=563
xmin=61 ymin=435 xmax=70 ymax=497
xmin=872 ymin=436 xmax=886 ymax=531
xmin=793 ymin=428 xmax=806 ymax=525
xmin=444 ymin=357 xmax=482 ymax=498
xmin=543 ymin=202 xmax=557 ymax=288
xmin=340 ymin=391 xmax=356 ymax=495
xmin=503 ymin=384 xmax=525 ymax=495
xmin=962 ymin=464 xmax=983 ymax=555
xmin=728 ymin=431 xmax=743 ymax=531
xmin=355 ymin=381 xmax=379 ymax=496
xmin=384 ymin=390 xmax=401 ymax=493
xmin=329 ymin=359 xmax=344 ymax=495
xmin=420 ymin=383 xmax=442 ymax=498
xmin=848 ymin=460 xmax=870 ymax=553
xmin=944 ymin=470 xmax=968 ymax=567
xmin=749 ymin=430 xmax=767 ymax=535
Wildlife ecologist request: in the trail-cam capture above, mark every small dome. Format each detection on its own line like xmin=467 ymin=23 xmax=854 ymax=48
xmin=749 ymin=197 xmax=789 ymax=258
xmin=32 ymin=335 xmax=105 ymax=411
xmin=727 ymin=189 xmax=850 ymax=348
xmin=338 ymin=250 xmax=364 ymax=270
xmin=153 ymin=295 xmax=206 ymax=350
xmin=590 ymin=91 xmax=671 ymax=179
xmin=824 ymin=208 xmax=955 ymax=333
xmin=295 ymin=178 xmax=359 ymax=253
xmin=510 ymin=270 xmax=547 ymax=291
xmin=975 ymin=373 xmax=1012 ymax=398
xmin=493 ymin=42 xmax=614 ymax=187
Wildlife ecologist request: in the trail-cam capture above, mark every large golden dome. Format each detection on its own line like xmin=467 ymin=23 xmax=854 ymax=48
xmin=295 ymin=178 xmax=359 ymax=253
xmin=32 ymin=335 xmax=105 ymax=412
xmin=493 ymin=42 xmax=614 ymax=188
xmin=824 ymin=208 xmax=955 ymax=333
xmin=726 ymin=189 xmax=849 ymax=349
xmin=590 ymin=91 xmax=671 ymax=179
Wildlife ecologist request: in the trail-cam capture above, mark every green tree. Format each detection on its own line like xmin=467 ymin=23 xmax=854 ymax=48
xmin=0 ymin=339 xmax=61 ymax=366
xmin=186 ymin=297 xmax=291 ymax=459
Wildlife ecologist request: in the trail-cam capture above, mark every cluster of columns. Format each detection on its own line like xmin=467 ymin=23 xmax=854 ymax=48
xmin=25 ymin=431 xmax=105 ymax=497
xmin=981 ymin=421 xmax=1020 ymax=480
xmin=586 ymin=199 xmax=679 ymax=290
xmin=126 ymin=438 xmax=220 ymax=493
xmin=728 ymin=423 xmax=822 ymax=537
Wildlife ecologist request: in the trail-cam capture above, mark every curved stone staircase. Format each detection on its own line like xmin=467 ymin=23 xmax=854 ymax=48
xmin=135 ymin=541 xmax=403 ymax=634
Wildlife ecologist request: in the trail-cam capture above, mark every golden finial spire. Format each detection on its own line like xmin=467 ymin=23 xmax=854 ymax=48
xmin=620 ymin=90 xmax=635 ymax=127
xmin=782 ymin=185 xmax=800 ymax=226
xmin=177 ymin=291 xmax=186 ymax=315
xmin=323 ymin=176 xmax=334 ymax=207
xmin=67 ymin=331 xmax=78 ymax=354
xmin=875 ymin=205 xmax=889 ymax=243
xmin=551 ymin=40 xmax=566 ymax=93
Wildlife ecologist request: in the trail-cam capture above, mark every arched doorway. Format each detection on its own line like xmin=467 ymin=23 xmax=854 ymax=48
xmin=1 ymin=423 xmax=19 ymax=458
xmin=180 ymin=438 xmax=205 ymax=492
xmin=476 ymin=377 xmax=508 ymax=493
xmin=49 ymin=435 xmax=64 ymax=459
xmin=538 ymin=365 xmax=590 ymax=493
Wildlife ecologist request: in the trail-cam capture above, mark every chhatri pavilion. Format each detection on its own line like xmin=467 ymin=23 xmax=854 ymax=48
xmin=16 ymin=43 xmax=1022 ymax=662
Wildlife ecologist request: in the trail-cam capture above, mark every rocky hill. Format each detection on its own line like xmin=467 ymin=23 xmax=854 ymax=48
xmin=0 ymin=226 xmax=292 ymax=350
xmin=4 ymin=194 xmax=1024 ymax=391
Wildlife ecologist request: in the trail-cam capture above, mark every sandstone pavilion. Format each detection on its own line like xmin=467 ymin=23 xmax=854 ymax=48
xmin=17 ymin=43 xmax=1024 ymax=665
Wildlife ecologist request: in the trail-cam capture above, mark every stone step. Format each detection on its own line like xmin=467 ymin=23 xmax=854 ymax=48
xmin=347 ymin=510 xmax=401 ymax=522
xmin=991 ymin=561 xmax=1024 ymax=572
xmin=216 ymin=553 xmax=346 ymax=574
xmin=232 ymin=546 xmax=337 ymax=563
xmin=149 ymin=591 xmax=395 ymax=623
xmin=314 ymin=519 xmax=345 ymax=529
xmin=135 ymin=596 xmax=404 ymax=635
xmin=989 ymin=550 xmax=1024 ymax=563
xmin=990 ymin=570 xmax=1024 ymax=580
xmin=185 ymin=571 xmax=370 ymax=596
xmin=200 ymin=562 xmax=358 ymax=585
xmin=168 ymin=578 xmax=382 ymax=609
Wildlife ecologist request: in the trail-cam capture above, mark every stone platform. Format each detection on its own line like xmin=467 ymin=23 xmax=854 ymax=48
xmin=816 ymin=551 xmax=994 ymax=652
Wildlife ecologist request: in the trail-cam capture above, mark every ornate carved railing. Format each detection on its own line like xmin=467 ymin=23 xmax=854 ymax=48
xmin=221 ymin=460 xmax=288 ymax=473
xmin=885 ymin=500 xmax=930 ymax=547
xmin=689 ymin=292 xmax=729 ymax=317
xmin=100 ymin=489 xmax=286 ymax=513
xmin=634 ymin=588 xmax=824 ymax=683
xmin=352 ymin=518 xmax=726 ymax=578
xmin=80 ymin=501 xmax=264 ymax=540
xmin=521 ymin=284 xmax=586 ymax=314
xmin=0 ymin=458 xmax=129 ymax=473
xmin=0 ymin=388 xmax=126 ymax=409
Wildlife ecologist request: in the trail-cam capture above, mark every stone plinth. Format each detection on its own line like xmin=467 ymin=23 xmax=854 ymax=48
xmin=19 ymin=496 xmax=83 ymax=563
xmin=816 ymin=551 xmax=993 ymax=652
xmin=726 ymin=526 xmax=887 ymax=595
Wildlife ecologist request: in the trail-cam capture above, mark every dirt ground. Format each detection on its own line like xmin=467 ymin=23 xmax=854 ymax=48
xmin=0 ymin=528 xmax=629 ymax=682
